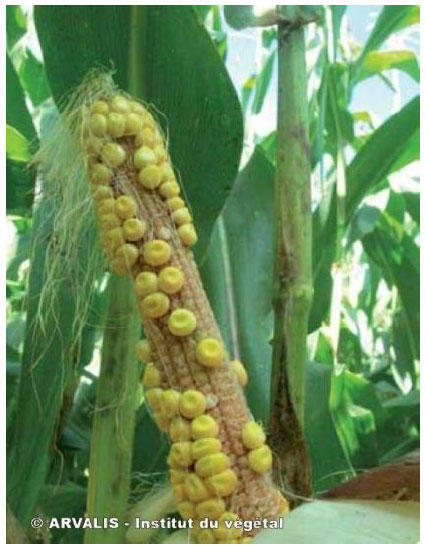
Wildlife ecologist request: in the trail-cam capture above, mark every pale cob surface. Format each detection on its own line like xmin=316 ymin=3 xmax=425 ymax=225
xmin=81 ymin=89 xmax=286 ymax=542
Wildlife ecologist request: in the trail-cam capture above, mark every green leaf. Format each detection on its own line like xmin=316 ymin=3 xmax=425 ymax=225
xmin=6 ymin=54 xmax=36 ymax=143
xmin=6 ymin=125 xmax=31 ymax=163
xmin=34 ymin=5 xmax=243 ymax=257
xmin=357 ymin=49 xmax=420 ymax=83
xmin=18 ymin=48 xmax=51 ymax=106
xmin=6 ymin=5 xmax=27 ymax=51
xmin=252 ymin=49 xmax=276 ymax=114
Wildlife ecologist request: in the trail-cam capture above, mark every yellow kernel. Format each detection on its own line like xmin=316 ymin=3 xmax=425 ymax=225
xmin=104 ymin=227 xmax=124 ymax=252
xmin=142 ymin=363 xmax=161 ymax=388
xmin=170 ymin=469 xmax=187 ymax=484
xmin=140 ymin=292 xmax=170 ymax=318
xmin=92 ymin=185 xmax=113 ymax=201
xmin=196 ymin=529 xmax=216 ymax=544
xmin=178 ymin=223 xmax=198 ymax=247
xmin=123 ymin=218 xmax=146 ymax=241
xmin=125 ymin=113 xmax=144 ymax=135
xmin=169 ymin=417 xmax=192 ymax=442
xmin=129 ymin=100 xmax=146 ymax=115
xmin=97 ymin=198 xmax=116 ymax=216
xmin=159 ymin=180 xmax=180 ymax=199
xmin=276 ymin=490 xmax=290 ymax=515
xmin=177 ymin=501 xmax=195 ymax=520
xmin=86 ymin=136 xmax=103 ymax=154
xmin=168 ymin=309 xmax=196 ymax=337
xmin=154 ymin=144 xmax=167 ymax=162
xmin=134 ymin=271 xmax=158 ymax=297
xmin=89 ymin=113 xmax=107 ymax=137
xmin=231 ymin=360 xmax=248 ymax=387
xmin=91 ymin=163 xmax=113 ymax=185
xmin=142 ymin=240 xmax=171 ymax=266
xmin=115 ymin=243 xmax=139 ymax=267
xmin=241 ymin=421 xmax=266 ymax=450
xmin=134 ymin=146 xmax=157 ymax=170
xmin=241 ymin=537 xmax=253 ymax=543
xmin=135 ymin=127 xmax=155 ymax=148
xmin=115 ymin=195 xmax=137 ymax=220
xmin=172 ymin=207 xmax=192 ymax=226
xmin=195 ymin=338 xmax=225 ymax=368
xmin=166 ymin=196 xmax=186 ymax=211
xmin=195 ymin=452 xmax=230 ymax=478
xmin=101 ymin=142 xmax=126 ymax=168
xmin=136 ymin=339 xmax=151 ymax=362
xmin=191 ymin=415 xmax=219 ymax=440
xmin=247 ymin=444 xmax=272 ymax=473
xmin=195 ymin=498 xmax=225 ymax=520
xmin=161 ymin=389 xmax=181 ymax=418
xmin=179 ymin=390 xmax=207 ymax=419
xmin=191 ymin=438 xmax=222 ymax=460
xmin=153 ymin=412 xmax=169 ymax=433
xmin=159 ymin=162 xmax=175 ymax=182
xmin=109 ymin=258 xmax=127 ymax=276
xmin=206 ymin=469 xmax=238 ymax=497
xmin=158 ymin=266 xmax=184 ymax=294
xmin=215 ymin=512 xmax=242 ymax=541
xmin=172 ymin=483 xmax=186 ymax=502
xmin=169 ymin=442 xmax=193 ymax=468
xmin=138 ymin=165 xmax=162 ymax=189
xmin=145 ymin=388 xmax=163 ymax=410
xmin=91 ymin=100 xmax=109 ymax=116
xmin=98 ymin=213 xmax=121 ymax=230
xmin=184 ymin=474 xmax=211 ymax=503
xmin=107 ymin=112 xmax=126 ymax=138
xmin=110 ymin=95 xmax=131 ymax=114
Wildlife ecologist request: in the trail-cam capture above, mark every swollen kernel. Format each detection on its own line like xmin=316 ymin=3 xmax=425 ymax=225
xmin=91 ymin=100 xmax=109 ymax=116
xmin=140 ymin=292 xmax=170 ymax=319
xmin=196 ymin=529 xmax=215 ymax=544
xmin=91 ymin=163 xmax=113 ymax=185
xmin=98 ymin=213 xmax=121 ymax=230
xmin=178 ymin=223 xmax=198 ymax=246
xmin=107 ymin=112 xmax=126 ymax=138
xmin=195 ymin=498 xmax=225 ymax=520
xmin=110 ymin=95 xmax=130 ymax=114
xmin=115 ymin=195 xmax=137 ymax=220
xmin=145 ymin=388 xmax=163 ymax=410
xmin=104 ymin=227 xmax=125 ymax=252
xmin=86 ymin=136 xmax=103 ymax=154
xmin=136 ymin=339 xmax=151 ymax=362
xmin=154 ymin=143 xmax=167 ymax=162
xmin=153 ymin=412 xmax=169 ymax=433
xmin=159 ymin=180 xmax=180 ymax=199
xmin=170 ymin=469 xmax=187 ymax=484
xmin=169 ymin=442 xmax=193 ymax=468
xmin=166 ymin=196 xmax=185 ymax=211
xmin=92 ymin=185 xmax=113 ymax=201
xmin=241 ymin=537 xmax=254 ymax=543
xmin=134 ymin=146 xmax=156 ymax=169
xmin=101 ymin=142 xmax=126 ymax=168
xmin=179 ymin=390 xmax=207 ymax=419
xmin=231 ymin=360 xmax=248 ymax=387
xmin=161 ymin=389 xmax=181 ymax=418
xmin=134 ymin=271 xmax=158 ymax=297
xmin=276 ymin=490 xmax=290 ymax=514
xmin=97 ymin=198 xmax=116 ymax=216
xmin=195 ymin=338 xmax=225 ymax=368
xmin=177 ymin=501 xmax=195 ymax=520
xmin=191 ymin=438 xmax=222 ymax=460
xmin=142 ymin=364 xmax=161 ymax=388
xmin=216 ymin=512 xmax=242 ymax=541
xmin=143 ymin=240 xmax=171 ymax=266
xmin=115 ymin=243 xmax=139 ymax=267
xmin=109 ymin=258 xmax=127 ymax=276
xmin=159 ymin=162 xmax=175 ymax=182
xmin=169 ymin=417 xmax=191 ymax=442
xmin=242 ymin=421 xmax=266 ymax=450
xmin=206 ymin=469 xmax=238 ymax=497
xmin=158 ymin=266 xmax=184 ymax=294
xmin=125 ymin=113 xmax=144 ymax=135
xmin=184 ymin=474 xmax=211 ymax=503
xmin=138 ymin=165 xmax=162 ymax=189
xmin=89 ymin=114 xmax=107 ymax=137
xmin=172 ymin=483 xmax=186 ymax=502
xmin=191 ymin=415 xmax=219 ymax=440
xmin=123 ymin=218 xmax=146 ymax=241
xmin=168 ymin=309 xmax=197 ymax=337
xmin=129 ymin=100 xmax=145 ymax=115
xmin=172 ymin=207 xmax=192 ymax=226
xmin=247 ymin=444 xmax=272 ymax=473
xmin=195 ymin=452 xmax=230 ymax=478
xmin=135 ymin=127 xmax=155 ymax=148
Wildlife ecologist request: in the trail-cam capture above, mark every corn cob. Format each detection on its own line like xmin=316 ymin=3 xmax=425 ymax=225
xmin=81 ymin=90 xmax=288 ymax=542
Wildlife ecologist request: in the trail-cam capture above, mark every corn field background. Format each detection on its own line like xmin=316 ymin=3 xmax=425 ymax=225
xmin=6 ymin=4 xmax=420 ymax=544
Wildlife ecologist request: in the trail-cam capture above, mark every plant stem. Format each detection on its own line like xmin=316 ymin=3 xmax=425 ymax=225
xmin=84 ymin=276 xmax=140 ymax=544
xmin=269 ymin=13 xmax=313 ymax=502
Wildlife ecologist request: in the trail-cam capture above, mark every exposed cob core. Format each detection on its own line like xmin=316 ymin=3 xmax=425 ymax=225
xmin=80 ymin=86 xmax=287 ymax=542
